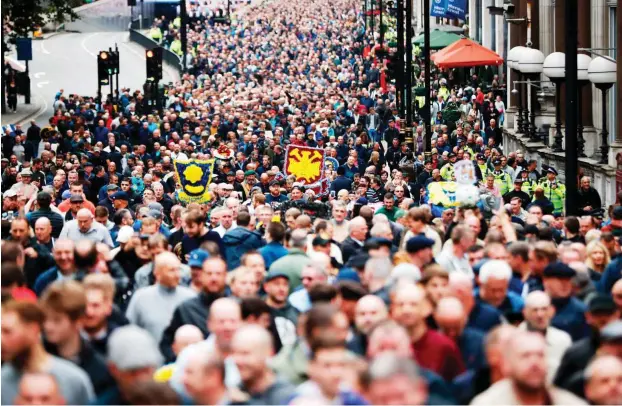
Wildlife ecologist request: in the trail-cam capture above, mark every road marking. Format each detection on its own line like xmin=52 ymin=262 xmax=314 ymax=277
xmin=40 ymin=40 xmax=51 ymax=55
xmin=36 ymin=81 xmax=49 ymax=88
xmin=34 ymin=72 xmax=46 ymax=79
xmin=81 ymin=33 xmax=99 ymax=58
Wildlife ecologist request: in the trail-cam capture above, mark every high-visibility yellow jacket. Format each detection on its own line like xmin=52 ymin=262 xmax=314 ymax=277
xmin=150 ymin=27 xmax=162 ymax=42
xmin=170 ymin=39 xmax=183 ymax=56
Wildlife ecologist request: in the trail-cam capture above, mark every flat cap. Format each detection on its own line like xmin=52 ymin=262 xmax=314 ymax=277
xmin=543 ymin=261 xmax=576 ymax=279
xmin=406 ymin=235 xmax=435 ymax=253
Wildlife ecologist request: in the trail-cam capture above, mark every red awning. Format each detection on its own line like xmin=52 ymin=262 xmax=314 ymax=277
xmin=432 ymin=38 xmax=503 ymax=68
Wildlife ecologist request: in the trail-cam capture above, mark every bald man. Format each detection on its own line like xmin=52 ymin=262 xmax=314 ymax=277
xmin=15 ymin=373 xmax=66 ymax=405
xmin=232 ymin=324 xmax=295 ymax=404
xmin=34 ymin=217 xmax=54 ymax=251
xmin=60 ymin=208 xmax=114 ymax=247
xmin=170 ymin=298 xmax=242 ymax=395
xmin=183 ymin=348 xmax=227 ymax=405
xmin=126 ymin=252 xmax=197 ymax=343
xmin=584 ymin=355 xmax=622 ymax=405
xmin=434 ymin=297 xmax=486 ymax=371
xmin=447 ymin=273 xmax=503 ymax=333
xmin=519 ymin=291 xmax=572 ymax=382
xmin=391 ymin=284 xmax=465 ymax=381
xmin=472 ymin=332 xmax=585 ymax=405
xmin=153 ymin=324 xmax=205 ymax=383
xmin=355 ymin=295 xmax=388 ymax=335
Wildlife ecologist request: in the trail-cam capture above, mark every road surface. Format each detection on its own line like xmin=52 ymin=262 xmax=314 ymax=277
xmin=24 ymin=31 xmax=179 ymax=126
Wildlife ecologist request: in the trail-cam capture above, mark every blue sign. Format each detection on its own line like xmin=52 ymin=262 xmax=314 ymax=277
xmin=430 ymin=0 xmax=467 ymax=20
xmin=16 ymin=38 xmax=32 ymax=61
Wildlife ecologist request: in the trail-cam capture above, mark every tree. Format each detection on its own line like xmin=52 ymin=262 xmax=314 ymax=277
xmin=1 ymin=0 xmax=78 ymax=113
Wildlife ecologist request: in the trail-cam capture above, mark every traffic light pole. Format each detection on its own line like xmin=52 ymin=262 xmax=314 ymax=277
xmin=424 ymin=0 xmax=431 ymax=151
xmin=405 ymin=0 xmax=413 ymax=127
xmin=396 ymin=0 xmax=405 ymax=117
xmin=180 ymin=0 xmax=188 ymax=72
xmin=115 ymin=44 xmax=120 ymax=107
xmin=379 ymin=0 xmax=384 ymax=47
xmin=24 ymin=60 xmax=30 ymax=104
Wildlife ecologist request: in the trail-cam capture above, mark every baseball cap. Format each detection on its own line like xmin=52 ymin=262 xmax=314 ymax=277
xmin=587 ymin=294 xmax=617 ymax=314
xmin=111 ymin=191 xmax=129 ymax=201
xmin=148 ymin=202 xmax=164 ymax=212
xmin=543 ymin=261 xmax=576 ymax=279
xmin=106 ymin=184 xmax=119 ymax=191
xmin=492 ymin=158 xmax=502 ymax=166
xmin=600 ymin=320 xmax=622 ymax=343
xmin=3 ymin=189 xmax=17 ymax=198
xmin=406 ymin=235 xmax=435 ymax=253
xmin=107 ymin=326 xmax=163 ymax=371
xmin=116 ymin=226 xmax=135 ymax=244
xmin=188 ymin=249 xmax=210 ymax=268
xmin=148 ymin=209 xmax=163 ymax=220
xmin=265 ymin=269 xmax=290 ymax=283
xmin=69 ymin=194 xmax=84 ymax=203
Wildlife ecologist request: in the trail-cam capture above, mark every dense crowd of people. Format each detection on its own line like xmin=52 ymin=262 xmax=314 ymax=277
xmin=2 ymin=0 xmax=622 ymax=404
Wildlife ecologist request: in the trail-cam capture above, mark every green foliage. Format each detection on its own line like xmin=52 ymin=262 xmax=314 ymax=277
xmin=2 ymin=0 xmax=78 ymax=47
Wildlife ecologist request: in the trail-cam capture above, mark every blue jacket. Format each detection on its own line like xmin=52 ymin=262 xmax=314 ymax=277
xmin=551 ymin=296 xmax=589 ymax=342
xmin=222 ymin=227 xmax=265 ymax=269
xmin=330 ymin=175 xmax=353 ymax=193
xmin=458 ymin=327 xmax=487 ymax=371
xmin=467 ymin=301 xmax=503 ymax=333
xmin=94 ymin=126 xmax=109 ymax=145
xmin=33 ymin=267 xmax=59 ymax=296
xmin=598 ymin=256 xmax=622 ymax=294
xmin=259 ymin=242 xmax=289 ymax=269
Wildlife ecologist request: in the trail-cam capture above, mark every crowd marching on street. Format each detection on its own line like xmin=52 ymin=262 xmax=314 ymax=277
xmin=1 ymin=0 xmax=622 ymax=404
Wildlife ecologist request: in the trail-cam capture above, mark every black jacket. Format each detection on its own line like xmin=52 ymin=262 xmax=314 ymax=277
xmin=330 ymin=176 xmax=353 ymax=194
xmin=44 ymin=338 xmax=115 ymax=396
xmin=8 ymin=237 xmax=56 ymax=289
xmin=340 ymin=236 xmax=364 ymax=265
xmin=577 ymin=187 xmax=602 ymax=215
xmin=553 ymin=329 xmax=599 ymax=389
xmin=159 ymin=291 xmax=225 ymax=363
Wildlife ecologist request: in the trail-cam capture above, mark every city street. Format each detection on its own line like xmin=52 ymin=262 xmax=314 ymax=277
xmin=12 ymin=31 xmax=179 ymax=126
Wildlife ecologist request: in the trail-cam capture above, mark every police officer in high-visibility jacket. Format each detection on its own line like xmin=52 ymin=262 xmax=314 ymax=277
xmin=476 ymin=154 xmax=489 ymax=180
xmin=149 ymin=24 xmax=162 ymax=44
xmin=489 ymin=158 xmax=512 ymax=196
xmin=518 ymin=170 xmax=537 ymax=197
xmin=539 ymin=166 xmax=566 ymax=216
xmin=440 ymin=152 xmax=458 ymax=181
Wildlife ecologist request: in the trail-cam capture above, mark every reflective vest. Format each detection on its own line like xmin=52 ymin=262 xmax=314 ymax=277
xmin=150 ymin=27 xmax=162 ymax=42
xmin=491 ymin=170 xmax=512 ymax=196
xmin=170 ymin=39 xmax=183 ymax=56
xmin=440 ymin=163 xmax=455 ymax=181
xmin=438 ymin=86 xmax=450 ymax=101
xmin=521 ymin=178 xmax=537 ymax=196
xmin=477 ymin=163 xmax=489 ymax=179
xmin=173 ymin=17 xmax=181 ymax=28
xmin=539 ymin=179 xmax=566 ymax=215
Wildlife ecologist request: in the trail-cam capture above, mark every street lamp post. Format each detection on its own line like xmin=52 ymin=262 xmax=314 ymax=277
xmin=543 ymin=52 xmax=565 ymax=151
xmin=517 ymin=47 xmax=545 ymax=142
xmin=576 ymin=54 xmax=591 ymax=157
xmin=588 ymin=56 xmax=617 ymax=164
xmin=508 ymin=46 xmax=526 ymax=133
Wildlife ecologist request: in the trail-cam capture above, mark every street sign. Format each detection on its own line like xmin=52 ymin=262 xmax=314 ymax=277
xmin=16 ymin=38 xmax=33 ymax=61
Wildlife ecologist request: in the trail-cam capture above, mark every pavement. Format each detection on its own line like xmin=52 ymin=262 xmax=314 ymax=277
xmin=2 ymin=31 xmax=180 ymax=127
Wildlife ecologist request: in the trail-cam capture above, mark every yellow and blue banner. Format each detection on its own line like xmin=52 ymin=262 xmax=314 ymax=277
xmin=173 ymin=159 xmax=215 ymax=204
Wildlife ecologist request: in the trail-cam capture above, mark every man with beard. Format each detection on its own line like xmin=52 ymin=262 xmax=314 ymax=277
xmin=81 ymin=274 xmax=124 ymax=356
xmin=180 ymin=209 xmax=224 ymax=262
xmin=471 ymin=331 xmax=586 ymax=405
xmin=1 ymin=300 xmax=94 ymax=405
xmin=263 ymin=270 xmax=299 ymax=346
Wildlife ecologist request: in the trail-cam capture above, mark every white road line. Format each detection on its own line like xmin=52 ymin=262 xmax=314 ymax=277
xmin=81 ymin=33 xmax=100 ymax=58
xmin=34 ymin=72 xmax=46 ymax=79
xmin=40 ymin=40 xmax=51 ymax=55
xmin=36 ymin=81 xmax=50 ymax=88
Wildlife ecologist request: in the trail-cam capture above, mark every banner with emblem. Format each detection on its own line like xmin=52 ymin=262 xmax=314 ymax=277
xmin=173 ymin=159 xmax=215 ymax=204
xmin=284 ymin=145 xmax=329 ymax=196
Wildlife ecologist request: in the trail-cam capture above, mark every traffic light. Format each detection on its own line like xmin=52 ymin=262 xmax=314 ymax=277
xmin=386 ymin=52 xmax=399 ymax=80
xmin=98 ymin=51 xmax=110 ymax=85
xmin=146 ymin=47 xmax=163 ymax=82
xmin=108 ymin=50 xmax=119 ymax=75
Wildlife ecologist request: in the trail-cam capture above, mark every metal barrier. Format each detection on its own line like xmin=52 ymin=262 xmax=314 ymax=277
xmin=128 ymin=29 xmax=183 ymax=73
